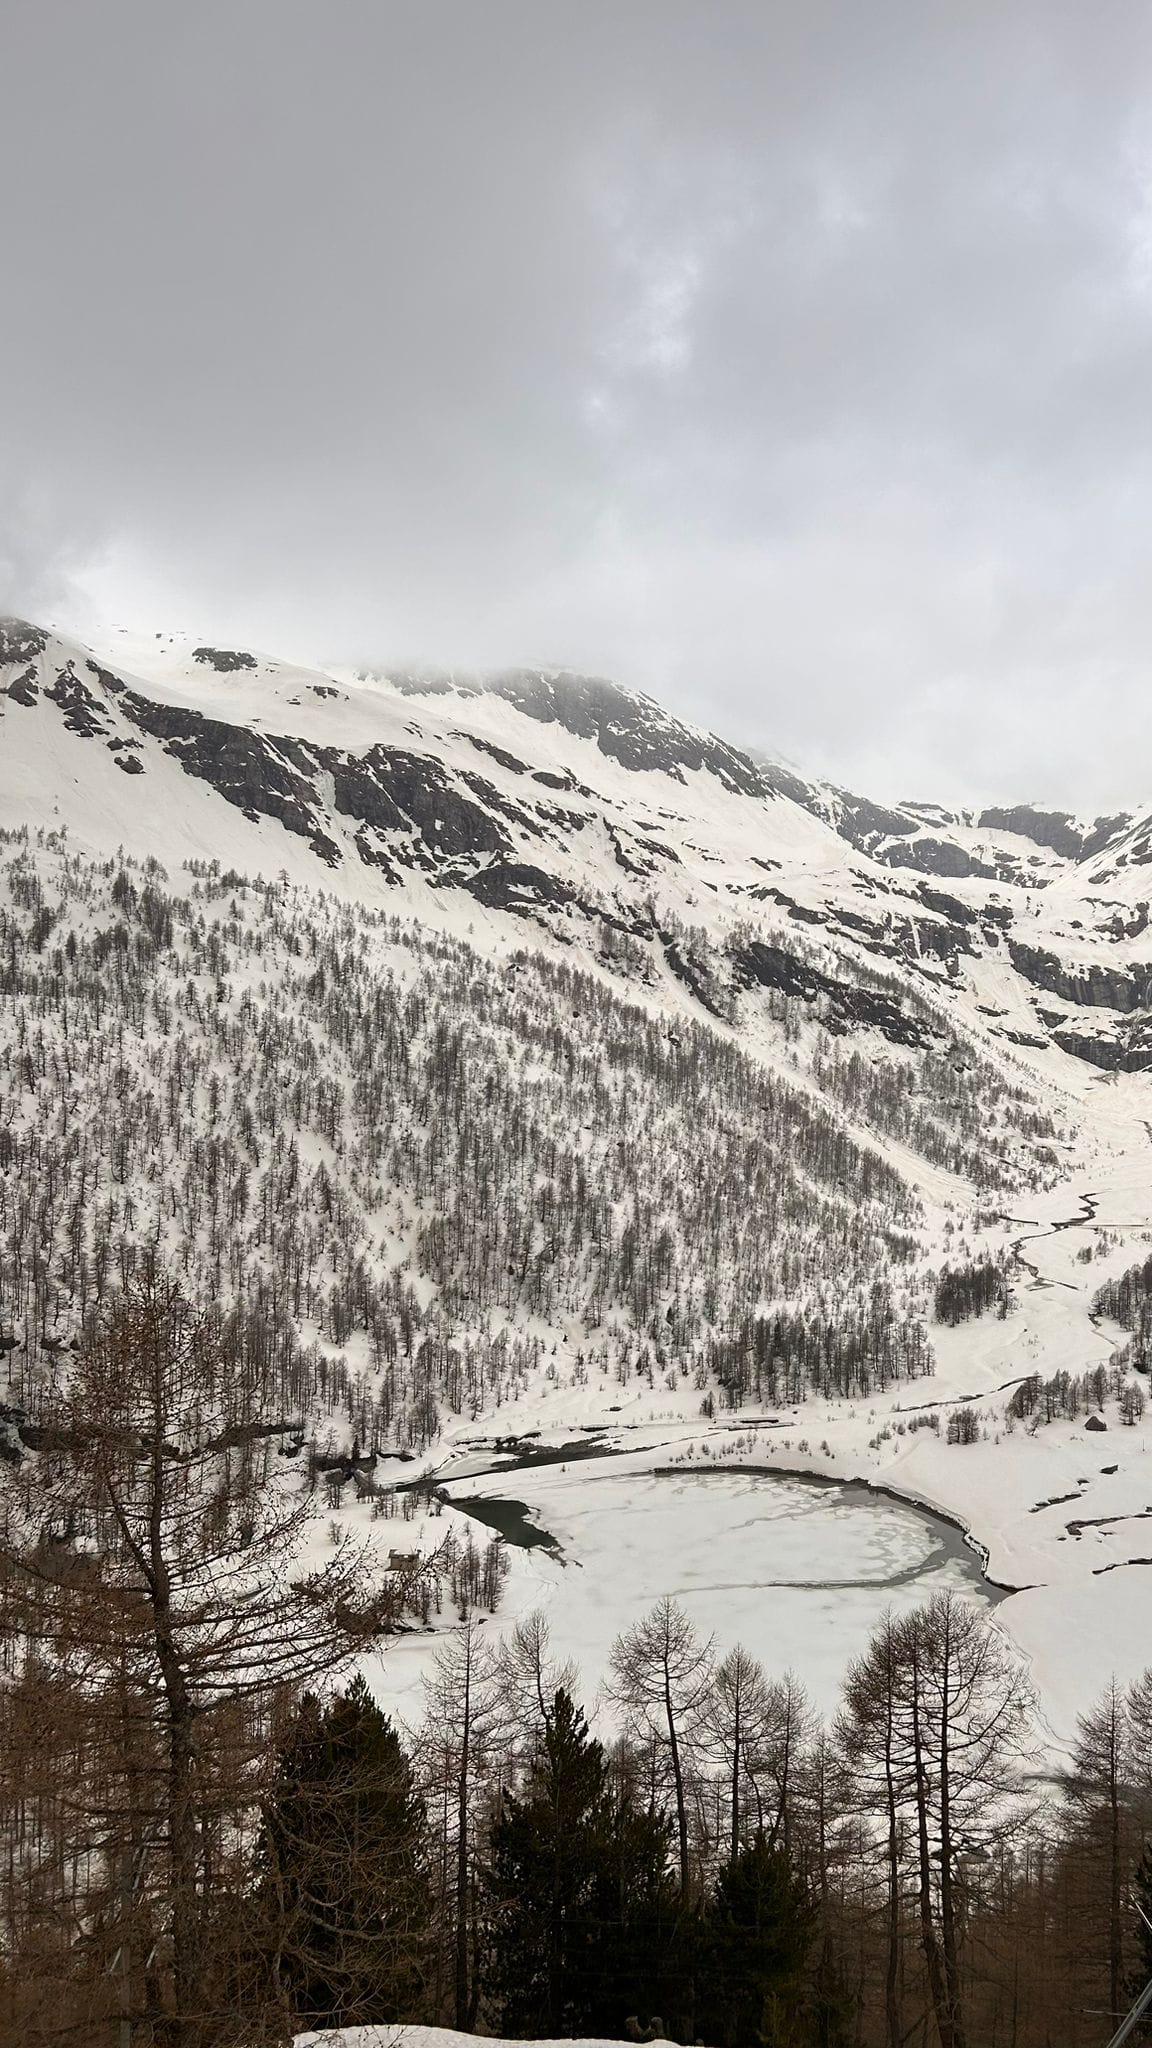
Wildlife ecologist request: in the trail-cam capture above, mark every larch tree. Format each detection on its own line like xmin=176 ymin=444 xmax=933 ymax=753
xmin=837 ymin=1611 xmax=911 ymax=2048
xmin=495 ymin=1607 xmax=578 ymax=1762
xmin=418 ymin=1619 xmax=502 ymax=2029
xmin=610 ymin=1596 xmax=715 ymax=1898
xmin=0 ymin=1273 xmax=390 ymax=2048
xmin=838 ymin=1594 xmax=1034 ymax=2048
xmin=1066 ymin=1678 xmax=1138 ymax=2027
xmin=693 ymin=1647 xmax=816 ymax=1871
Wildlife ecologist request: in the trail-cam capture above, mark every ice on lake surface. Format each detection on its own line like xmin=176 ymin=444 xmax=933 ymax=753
xmin=443 ymin=1465 xmax=990 ymax=1716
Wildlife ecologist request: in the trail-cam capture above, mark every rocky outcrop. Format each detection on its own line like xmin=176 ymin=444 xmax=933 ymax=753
xmin=453 ymin=861 xmax=579 ymax=914
xmin=321 ymin=746 xmax=513 ymax=863
xmin=118 ymin=690 xmax=341 ymax=863
xmin=1051 ymin=1024 xmax=1152 ymax=1073
xmin=45 ymin=663 xmax=111 ymax=740
xmin=1009 ymin=940 xmax=1152 ymax=1015
xmin=192 ymin=647 xmax=257 ymax=673
xmin=733 ymin=941 xmax=933 ymax=1048
xmin=484 ymin=669 xmax=769 ymax=795
xmin=0 ymin=618 xmax=47 ymax=666
xmin=876 ymin=836 xmax=996 ymax=881
xmin=978 ymin=804 xmax=1129 ymax=862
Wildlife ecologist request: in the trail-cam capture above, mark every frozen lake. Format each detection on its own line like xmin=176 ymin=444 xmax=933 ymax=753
xmin=429 ymin=1461 xmax=997 ymax=1718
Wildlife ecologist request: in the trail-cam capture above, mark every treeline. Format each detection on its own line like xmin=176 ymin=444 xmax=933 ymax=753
xmin=1009 ymin=1359 xmax=1148 ymax=1427
xmin=933 ymin=1256 xmax=1004 ymax=1325
xmin=0 ymin=838 xmax=942 ymax=1446
xmin=2 ymin=1280 xmax=1151 ymax=2048
xmin=1096 ymin=1253 xmax=1152 ymax=1366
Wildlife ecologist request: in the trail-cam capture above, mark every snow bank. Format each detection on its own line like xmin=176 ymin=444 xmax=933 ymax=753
xmin=296 ymin=2027 xmax=674 ymax=2048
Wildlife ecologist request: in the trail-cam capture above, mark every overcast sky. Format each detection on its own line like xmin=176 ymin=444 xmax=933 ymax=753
xmin=4 ymin=2 xmax=1152 ymax=806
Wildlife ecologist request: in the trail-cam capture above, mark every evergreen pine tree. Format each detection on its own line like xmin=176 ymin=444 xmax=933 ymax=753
xmin=700 ymin=1835 xmax=815 ymax=2048
xmin=483 ymin=1688 xmax=679 ymax=2038
xmin=257 ymin=1675 xmax=431 ymax=2029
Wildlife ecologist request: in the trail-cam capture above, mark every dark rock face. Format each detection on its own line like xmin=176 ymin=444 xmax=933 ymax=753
xmin=45 ymin=664 xmax=111 ymax=740
xmin=1050 ymin=1024 xmax=1152 ymax=1073
xmin=0 ymin=618 xmax=47 ymax=666
xmin=119 ymin=691 xmax=340 ymax=864
xmin=978 ymin=804 xmax=1130 ymax=862
xmin=818 ymin=791 xmax=1004 ymax=881
xmin=654 ymin=930 xmax=727 ymax=1018
xmin=455 ymin=861 xmax=580 ymax=914
xmin=1102 ymin=903 xmax=1152 ymax=942
xmin=981 ymin=903 xmax=1014 ymax=929
xmin=458 ymin=771 xmax=544 ymax=837
xmin=830 ymin=905 xmax=888 ymax=940
xmin=918 ymin=885 xmax=978 ymax=925
xmin=1009 ymin=940 xmax=1152 ymax=1015
xmin=320 ymin=747 xmax=512 ymax=863
xmin=485 ymin=669 xmax=768 ymax=796
xmin=192 ymin=647 xmax=257 ymax=673
xmin=460 ymin=733 xmax=528 ymax=774
xmin=1007 ymin=938 xmax=1152 ymax=1071
xmin=5 ymin=671 xmax=39 ymax=707
xmin=606 ymin=825 xmax=678 ymax=879
xmin=734 ymin=942 xmax=933 ymax=1048
xmin=877 ymin=836 xmax=995 ymax=881
xmin=914 ymin=917 xmax=974 ymax=965
xmin=830 ymin=790 xmax=918 ymax=843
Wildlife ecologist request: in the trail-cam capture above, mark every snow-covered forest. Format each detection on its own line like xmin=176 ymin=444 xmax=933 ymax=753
xmin=1 ymin=834 xmax=1054 ymax=1446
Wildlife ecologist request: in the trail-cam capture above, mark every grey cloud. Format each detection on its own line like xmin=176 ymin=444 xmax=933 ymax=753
xmin=4 ymin=0 xmax=1152 ymax=804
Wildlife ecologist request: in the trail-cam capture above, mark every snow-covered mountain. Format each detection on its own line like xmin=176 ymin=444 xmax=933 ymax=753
xmin=4 ymin=610 xmax=1152 ymax=1738
xmin=4 ymin=611 xmax=1152 ymax=1075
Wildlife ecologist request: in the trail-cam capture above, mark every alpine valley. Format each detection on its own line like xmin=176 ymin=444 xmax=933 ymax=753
xmin=3 ymin=611 xmax=1152 ymax=1745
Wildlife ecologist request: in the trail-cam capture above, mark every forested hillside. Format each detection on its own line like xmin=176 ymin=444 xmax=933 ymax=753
xmin=0 ymin=834 xmax=1042 ymax=1446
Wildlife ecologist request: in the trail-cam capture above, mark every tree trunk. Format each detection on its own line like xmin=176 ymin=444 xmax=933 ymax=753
xmin=730 ymin=1686 xmax=741 ymax=1869
xmin=154 ymin=1601 xmax=199 ymax=2043
xmin=910 ymin=1659 xmax=952 ymax=2048
xmin=936 ymin=1632 xmax=967 ymax=2048
xmin=664 ymin=1662 xmax=689 ymax=1894
xmin=1109 ymin=1718 xmax=1123 ymax=2026
xmin=145 ymin=1389 xmax=200 ymax=2048
xmin=884 ymin=1719 xmax=902 ymax=2048
xmin=454 ymin=1649 xmax=471 ymax=2029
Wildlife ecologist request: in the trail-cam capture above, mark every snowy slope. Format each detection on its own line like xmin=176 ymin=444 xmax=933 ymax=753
xmin=4 ymin=612 xmax=1150 ymax=1082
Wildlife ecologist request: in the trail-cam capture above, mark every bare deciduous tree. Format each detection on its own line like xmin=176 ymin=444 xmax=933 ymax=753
xmin=0 ymin=1274 xmax=390 ymax=2048
xmin=609 ymin=1596 xmax=714 ymax=1896
xmin=418 ymin=1620 xmax=502 ymax=2029
xmin=839 ymin=1594 xmax=1035 ymax=2048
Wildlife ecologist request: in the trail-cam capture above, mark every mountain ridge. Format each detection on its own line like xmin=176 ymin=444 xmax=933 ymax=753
xmin=4 ymin=612 xmax=1152 ymax=1075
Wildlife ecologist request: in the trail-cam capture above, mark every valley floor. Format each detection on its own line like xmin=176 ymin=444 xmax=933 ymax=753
xmin=347 ymin=1093 xmax=1152 ymax=1754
